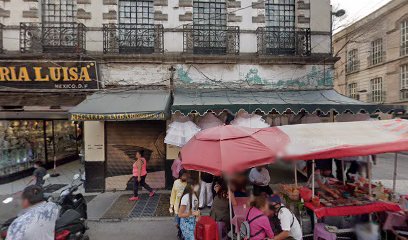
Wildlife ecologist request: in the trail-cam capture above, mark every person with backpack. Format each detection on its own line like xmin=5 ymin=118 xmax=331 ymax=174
xmin=178 ymin=179 xmax=200 ymax=240
xmin=240 ymin=196 xmax=274 ymax=240
xmin=267 ymin=195 xmax=302 ymax=240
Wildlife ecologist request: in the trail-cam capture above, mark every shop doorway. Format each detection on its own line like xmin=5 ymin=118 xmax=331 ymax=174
xmin=105 ymin=121 xmax=166 ymax=191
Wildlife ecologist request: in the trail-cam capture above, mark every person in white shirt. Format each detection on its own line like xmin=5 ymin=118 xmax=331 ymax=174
xmin=267 ymin=195 xmax=302 ymax=240
xmin=6 ymin=185 xmax=59 ymax=240
xmin=249 ymin=166 xmax=273 ymax=196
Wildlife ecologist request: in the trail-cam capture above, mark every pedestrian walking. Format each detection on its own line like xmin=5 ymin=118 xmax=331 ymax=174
xmin=199 ymin=172 xmax=213 ymax=209
xmin=178 ymin=179 xmax=200 ymax=240
xmin=170 ymin=170 xmax=190 ymax=239
xmin=27 ymin=161 xmax=47 ymax=187
xmin=129 ymin=150 xmax=155 ymax=201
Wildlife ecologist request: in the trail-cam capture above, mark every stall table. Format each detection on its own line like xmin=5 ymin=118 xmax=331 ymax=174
xmin=305 ymin=201 xmax=401 ymax=219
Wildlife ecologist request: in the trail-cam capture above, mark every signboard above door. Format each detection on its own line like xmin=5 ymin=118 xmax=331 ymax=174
xmin=0 ymin=61 xmax=99 ymax=90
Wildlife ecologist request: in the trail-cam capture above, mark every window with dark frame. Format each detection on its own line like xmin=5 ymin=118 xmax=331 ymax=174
xmin=41 ymin=0 xmax=81 ymax=52
xmin=402 ymin=20 xmax=408 ymax=56
xmin=370 ymin=38 xmax=384 ymax=65
xmin=192 ymin=0 xmax=227 ymax=54
xmin=264 ymin=0 xmax=296 ymax=55
xmin=401 ymin=64 xmax=408 ymax=100
xmin=118 ymin=0 xmax=155 ymax=53
xmin=370 ymin=77 xmax=384 ymax=103
xmin=346 ymin=49 xmax=359 ymax=73
xmin=42 ymin=0 xmax=76 ymax=24
xmin=348 ymin=83 xmax=358 ymax=100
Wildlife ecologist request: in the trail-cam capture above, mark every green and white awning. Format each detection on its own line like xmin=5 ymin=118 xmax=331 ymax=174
xmin=70 ymin=90 xmax=171 ymax=121
xmin=172 ymin=88 xmax=403 ymax=115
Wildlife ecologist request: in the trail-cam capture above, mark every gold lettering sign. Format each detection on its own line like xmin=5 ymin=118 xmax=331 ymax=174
xmin=0 ymin=61 xmax=98 ymax=90
xmin=70 ymin=112 xmax=166 ymax=121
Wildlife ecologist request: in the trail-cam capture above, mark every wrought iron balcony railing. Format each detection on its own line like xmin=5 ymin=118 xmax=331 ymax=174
xmin=103 ymin=24 xmax=164 ymax=54
xmin=0 ymin=24 xmax=3 ymax=54
xmin=256 ymin=27 xmax=311 ymax=56
xmin=183 ymin=25 xmax=240 ymax=55
xmin=20 ymin=22 xmax=86 ymax=53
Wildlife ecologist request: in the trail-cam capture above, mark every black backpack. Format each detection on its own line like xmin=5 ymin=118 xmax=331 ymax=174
xmin=270 ymin=206 xmax=295 ymax=234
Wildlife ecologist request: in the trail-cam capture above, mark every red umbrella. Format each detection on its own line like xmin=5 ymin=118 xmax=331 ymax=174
xmin=180 ymin=125 xmax=289 ymax=175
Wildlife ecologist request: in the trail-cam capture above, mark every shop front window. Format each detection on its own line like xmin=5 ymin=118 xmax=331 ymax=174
xmin=0 ymin=120 xmax=79 ymax=177
xmin=0 ymin=120 xmax=46 ymax=176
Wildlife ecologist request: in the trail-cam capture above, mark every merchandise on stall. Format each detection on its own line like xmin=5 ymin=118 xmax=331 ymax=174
xmin=164 ymin=116 xmax=201 ymax=147
xmin=197 ymin=113 xmax=223 ymax=130
xmin=231 ymin=112 xmax=269 ymax=128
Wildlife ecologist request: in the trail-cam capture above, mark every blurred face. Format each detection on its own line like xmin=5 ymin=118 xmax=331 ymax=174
xmin=268 ymin=202 xmax=280 ymax=215
xmin=136 ymin=152 xmax=141 ymax=159
xmin=260 ymin=201 xmax=269 ymax=214
xmin=180 ymin=173 xmax=189 ymax=182
xmin=322 ymin=170 xmax=332 ymax=177
xmin=21 ymin=198 xmax=30 ymax=209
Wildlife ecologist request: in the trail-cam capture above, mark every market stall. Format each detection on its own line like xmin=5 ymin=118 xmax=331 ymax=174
xmin=181 ymin=119 xmax=408 ymax=238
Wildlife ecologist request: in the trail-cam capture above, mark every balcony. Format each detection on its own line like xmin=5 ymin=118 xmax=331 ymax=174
xmin=183 ymin=25 xmax=240 ymax=55
xmin=256 ymin=27 xmax=311 ymax=56
xmin=103 ymin=24 xmax=164 ymax=54
xmin=20 ymin=22 xmax=86 ymax=53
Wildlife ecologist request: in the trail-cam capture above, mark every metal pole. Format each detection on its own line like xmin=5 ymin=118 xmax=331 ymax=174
xmin=294 ymin=161 xmax=298 ymax=188
xmin=342 ymin=159 xmax=346 ymax=185
xmin=312 ymin=160 xmax=315 ymax=197
xmin=227 ymin=180 xmax=235 ymax=240
xmin=368 ymin=156 xmax=372 ymax=197
xmin=393 ymin=153 xmax=398 ymax=194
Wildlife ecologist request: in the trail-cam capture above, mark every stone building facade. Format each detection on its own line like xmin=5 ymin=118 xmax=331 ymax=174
xmin=333 ymin=0 xmax=408 ymax=105
xmin=0 ymin=0 xmax=336 ymax=191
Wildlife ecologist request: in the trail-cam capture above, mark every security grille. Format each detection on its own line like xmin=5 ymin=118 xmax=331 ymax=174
xmin=192 ymin=0 xmax=227 ymax=54
xmin=118 ymin=0 xmax=155 ymax=53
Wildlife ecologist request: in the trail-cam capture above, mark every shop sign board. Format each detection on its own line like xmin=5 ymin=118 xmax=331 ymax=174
xmin=0 ymin=61 xmax=98 ymax=90
xmin=71 ymin=112 xmax=166 ymax=121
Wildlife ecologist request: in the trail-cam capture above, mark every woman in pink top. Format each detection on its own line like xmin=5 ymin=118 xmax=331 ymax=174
xmin=246 ymin=196 xmax=274 ymax=240
xmin=129 ymin=150 xmax=155 ymax=201
xmin=171 ymin=152 xmax=183 ymax=179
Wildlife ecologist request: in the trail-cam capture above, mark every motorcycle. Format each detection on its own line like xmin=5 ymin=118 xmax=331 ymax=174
xmin=0 ymin=171 xmax=89 ymax=240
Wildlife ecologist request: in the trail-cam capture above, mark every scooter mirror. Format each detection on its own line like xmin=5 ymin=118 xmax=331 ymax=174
xmin=43 ymin=174 xmax=51 ymax=180
xmin=73 ymin=174 xmax=80 ymax=180
xmin=2 ymin=197 xmax=13 ymax=204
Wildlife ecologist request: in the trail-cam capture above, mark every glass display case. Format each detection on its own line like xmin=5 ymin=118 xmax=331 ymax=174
xmin=0 ymin=120 xmax=46 ymax=176
xmin=0 ymin=120 xmax=80 ymax=177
